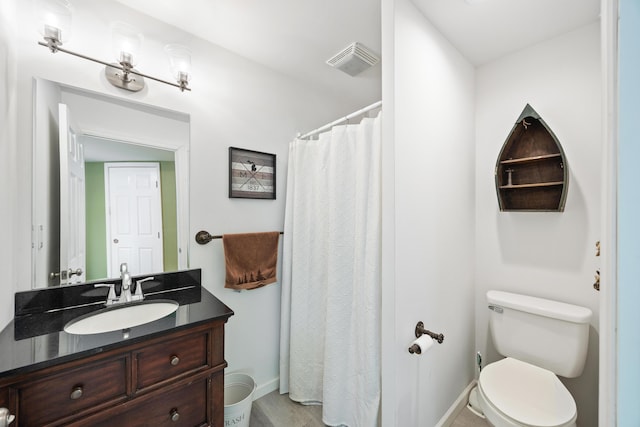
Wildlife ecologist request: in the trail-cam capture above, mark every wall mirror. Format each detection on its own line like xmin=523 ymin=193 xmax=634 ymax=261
xmin=32 ymin=78 xmax=190 ymax=288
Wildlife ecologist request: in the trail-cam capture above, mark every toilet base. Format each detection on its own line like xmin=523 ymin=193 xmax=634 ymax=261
xmin=466 ymin=386 xmax=485 ymax=418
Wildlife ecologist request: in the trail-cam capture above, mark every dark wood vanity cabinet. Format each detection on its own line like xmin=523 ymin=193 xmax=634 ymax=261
xmin=0 ymin=320 xmax=227 ymax=427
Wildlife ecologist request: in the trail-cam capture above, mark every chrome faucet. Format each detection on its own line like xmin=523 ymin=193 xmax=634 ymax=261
xmin=132 ymin=276 xmax=153 ymax=301
xmin=119 ymin=263 xmax=133 ymax=303
xmin=95 ymin=264 xmax=150 ymax=306
xmin=95 ymin=283 xmax=118 ymax=306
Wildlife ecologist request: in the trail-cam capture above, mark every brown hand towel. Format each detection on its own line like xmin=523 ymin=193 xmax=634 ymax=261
xmin=222 ymin=232 xmax=280 ymax=290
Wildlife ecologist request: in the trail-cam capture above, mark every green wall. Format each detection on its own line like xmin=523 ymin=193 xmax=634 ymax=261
xmin=85 ymin=163 xmax=107 ymax=280
xmin=85 ymin=161 xmax=178 ymax=280
xmin=160 ymin=161 xmax=178 ymax=271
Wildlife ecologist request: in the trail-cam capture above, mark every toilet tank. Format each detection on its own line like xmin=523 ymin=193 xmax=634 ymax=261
xmin=487 ymin=290 xmax=592 ymax=378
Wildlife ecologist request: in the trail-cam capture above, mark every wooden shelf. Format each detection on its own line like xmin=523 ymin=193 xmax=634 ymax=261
xmin=499 ymin=181 xmax=564 ymax=190
xmin=495 ymin=104 xmax=568 ymax=212
xmin=499 ymin=153 xmax=562 ymax=165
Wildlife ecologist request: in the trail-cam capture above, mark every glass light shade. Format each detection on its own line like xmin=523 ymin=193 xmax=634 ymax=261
xmin=111 ymin=22 xmax=143 ymax=66
xmin=165 ymin=44 xmax=192 ymax=82
xmin=36 ymin=0 xmax=73 ymax=43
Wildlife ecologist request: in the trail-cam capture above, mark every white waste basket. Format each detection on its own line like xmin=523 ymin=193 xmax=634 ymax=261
xmin=224 ymin=373 xmax=256 ymax=427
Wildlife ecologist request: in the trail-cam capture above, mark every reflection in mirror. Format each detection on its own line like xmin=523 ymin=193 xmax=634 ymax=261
xmin=32 ymin=78 xmax=190 ymax=288
xmin=84 ymin=138 xmax=177 ymax=281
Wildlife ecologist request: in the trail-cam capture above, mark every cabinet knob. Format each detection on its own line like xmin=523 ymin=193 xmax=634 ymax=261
xmin=170 ymin=355 xmax=180 ymax=366
xmin=70 ymin=385 xmax=84 ymax=400
xmin=170 ymin=408 xmax=180 ymax=422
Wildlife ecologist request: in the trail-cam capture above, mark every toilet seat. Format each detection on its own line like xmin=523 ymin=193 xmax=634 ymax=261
xmin=478 ymin=358 xmax=576 ymax=427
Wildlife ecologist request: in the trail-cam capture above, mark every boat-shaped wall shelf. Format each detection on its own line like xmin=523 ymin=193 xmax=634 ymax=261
xmin=495 ymin=104 xmax=568 ymax=212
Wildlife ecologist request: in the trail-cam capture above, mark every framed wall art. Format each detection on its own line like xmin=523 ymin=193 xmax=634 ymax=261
xmin=228 ymin=147 xmax=276 ymax=199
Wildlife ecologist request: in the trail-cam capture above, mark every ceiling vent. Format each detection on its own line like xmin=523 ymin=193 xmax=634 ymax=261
xmin=326 ymin=42 xmax=380 ymax=77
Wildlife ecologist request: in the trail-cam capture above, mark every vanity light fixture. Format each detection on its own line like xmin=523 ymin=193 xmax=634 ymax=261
xmin=36 ymin=0 xmax=192 ymax=92
xmin=164 ymin=44 xmax=192 ymax=91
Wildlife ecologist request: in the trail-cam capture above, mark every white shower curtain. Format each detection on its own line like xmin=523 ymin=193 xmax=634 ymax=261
xmin=279 ymin=112 xmax=381 ymax=427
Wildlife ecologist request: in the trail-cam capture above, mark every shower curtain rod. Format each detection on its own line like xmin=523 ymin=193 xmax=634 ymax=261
xmin=297 ymin=100 xmax=382 ymax=140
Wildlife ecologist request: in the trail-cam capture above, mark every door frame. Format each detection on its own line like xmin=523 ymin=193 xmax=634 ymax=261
xmin=600 ymin=0 xmax=618 ymax=425
xmin=85 ymin=130 xmax=189 ymax=275
xmin=104 ymin=162 xmax=164 ymax=278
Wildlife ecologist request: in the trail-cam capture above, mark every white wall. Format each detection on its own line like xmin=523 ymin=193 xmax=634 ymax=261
xmin=475 ymin=23 xmax=602 ymax=426
xmin=0 ymin=0 xmax=18 ymax=330
xmin=384 ymin=5 xmax=601 ymax=425
xmin=9 ymin=0 xmax=378 ymax=397
xmin=384 ymin=0 xmax=476 ymax=424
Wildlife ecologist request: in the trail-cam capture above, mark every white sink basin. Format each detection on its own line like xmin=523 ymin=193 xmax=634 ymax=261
xmin=64 ymin=300 xmax=179 ymax=335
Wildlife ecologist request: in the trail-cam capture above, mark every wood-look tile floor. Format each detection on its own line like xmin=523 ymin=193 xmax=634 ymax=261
xmin=249 ymin=391 xmax=490 ymax=427
xmin=450 ymin=407 xmax=490 ymax=427
xmin=250 ymin=391 xmax=324 ymax=427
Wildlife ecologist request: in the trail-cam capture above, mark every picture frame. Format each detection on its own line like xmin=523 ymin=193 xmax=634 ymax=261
xmin=228 ymin=147 xmax=276 ymax=199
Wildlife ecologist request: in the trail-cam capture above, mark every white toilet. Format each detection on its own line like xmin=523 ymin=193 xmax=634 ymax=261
xmin=477 ymin=290 xmax=592 ymax=427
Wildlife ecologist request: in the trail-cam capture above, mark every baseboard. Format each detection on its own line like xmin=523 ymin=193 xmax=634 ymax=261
xmin=435 ymin=380 xmax=477 ymax=427
xmin=254 ymin=376 xmax=280 ymax=400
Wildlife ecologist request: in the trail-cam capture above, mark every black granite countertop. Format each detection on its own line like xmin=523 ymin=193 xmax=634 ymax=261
xmin=0 ymin=269 xmax=233 ymax=380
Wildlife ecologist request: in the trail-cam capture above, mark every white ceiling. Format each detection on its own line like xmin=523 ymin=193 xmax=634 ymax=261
xmin=114 ymin=0 xmax=600 ymax=100
xmin=413 ymin=0 xmax=601 ymax=65
xmin=83 ymin=135 xmax=174 ymax=162
xmin=114 ymin=0 xmax=382 ymax=107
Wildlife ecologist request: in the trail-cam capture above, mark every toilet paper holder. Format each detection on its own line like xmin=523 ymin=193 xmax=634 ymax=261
xmin=408 ymin=321 xmax=444 ymax=354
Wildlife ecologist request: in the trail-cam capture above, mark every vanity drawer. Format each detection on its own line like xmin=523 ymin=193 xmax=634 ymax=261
xmin=90 ymin=377 xmax=209 ymax=427
xmin=18 ymin=356 xmax=128 ymax=426
xmin=135 ymin=330 xmax=209 ymax=390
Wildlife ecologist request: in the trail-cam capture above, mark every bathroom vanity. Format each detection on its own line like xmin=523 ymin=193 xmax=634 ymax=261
xmin=0 ymin=269 xmax=234 ymax=426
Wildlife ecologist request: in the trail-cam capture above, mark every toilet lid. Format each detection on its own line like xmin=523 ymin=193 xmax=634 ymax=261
xmin=479 ymin=358 xmax=576 ymax=427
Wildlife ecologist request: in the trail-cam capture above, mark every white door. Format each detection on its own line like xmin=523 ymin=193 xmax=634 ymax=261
xmin=105 ymin=163 xmax=164 ymax=277
xmin=58 ymin=103 xmax=86 ymax=285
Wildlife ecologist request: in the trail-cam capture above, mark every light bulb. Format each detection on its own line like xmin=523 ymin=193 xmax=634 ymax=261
xmin=165 ymin=44 xmax=192 ymax=84
xmin=111 ymin=22 xmax=143 ymax=66
xmin=36 ymin=0 xmax=72 ymax=44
